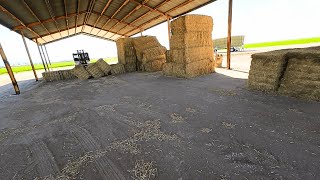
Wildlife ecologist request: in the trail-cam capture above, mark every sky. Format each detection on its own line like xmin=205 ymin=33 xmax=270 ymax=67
xmin=0 ymin=0 xmax=320 ymax=66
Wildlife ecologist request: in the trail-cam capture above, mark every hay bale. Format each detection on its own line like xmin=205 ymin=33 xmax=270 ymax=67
xmin=142 ymin=54 xmax=166 ymax=64
xmin=133 ymin=36 xmax=162 ymax=62
xmin=248 ymin=50 xmax=289 ymax=91
xmin=141 ymin=59 xmax=165 ymax=72
xmin=59 ymin=70 xmax=77 ymax=80
xmin=163 ymin=59 xmax=215 ymax=78
xmin=96 ymin=58 xmax=112 ymax=75
xmin=215 ymin=54 xmax=223 ymax=68
xmin=166 ymin=50 xmax=171 ymax=62
xmin=278 ymin=57 xmax=320 ymax=101
xmin=111 ymin=63 xmax=126 ymax=75
xmin=86 ymin=63 xmax=105 ymax=78
xmin=116 ymin=38 xmax=134 ymax=64
xmin=170 ymin=32 xmax=213 ymax=49
xmin=71 ymin=65 xmax=91 ymax=80
xmin=124 ymin=63 xmax=137 ymax=72
xmin=171 ymin=15 xmax=213 ymax=34
xmin=170 ymin=46 xmax=214 ymax=63
xmin=142 ymin=46 xmax=167 ymax=60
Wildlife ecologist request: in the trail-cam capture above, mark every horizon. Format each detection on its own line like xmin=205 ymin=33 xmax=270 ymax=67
xmin=1 ymin=0 xmax=320 ymax=66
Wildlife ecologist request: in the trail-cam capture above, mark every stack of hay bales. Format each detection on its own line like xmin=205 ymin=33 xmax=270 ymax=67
xmin=248 ymin=47 xmax=320 ymax=101
xmin=278 ymin=49 xmax=320 ymax=100
xmin=116 ymin=38 xmax=137 ymax=72
xmin=133 ymin=36 xmax=167 ymax=72
xmin=42 ymin=70 xmax=76 ymax=82
xmin=248 ymin=50 xmax=289 ymax=91
xmin=163 ymin=15 xmax=215 ymax=78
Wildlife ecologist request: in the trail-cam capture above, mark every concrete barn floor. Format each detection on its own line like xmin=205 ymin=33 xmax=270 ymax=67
xmin=0 ymin=71 xmax=319 ymax=180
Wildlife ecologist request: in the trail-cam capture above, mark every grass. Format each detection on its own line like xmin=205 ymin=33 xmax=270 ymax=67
xmin=244 ymin=37 xmax=320 ymax=48
xmin=0 ymin=57 xmax=118 ymax=75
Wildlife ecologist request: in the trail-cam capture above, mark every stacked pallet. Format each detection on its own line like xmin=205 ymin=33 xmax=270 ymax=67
xmin=163 ymin=15 xmax=215 ymax=78
xmin=133 ymin=36 xmax=167 ymax=72
xmin=248 ymin=47 xmax=320 ymax=101
xmin=116 ymin=38 xmax=137 ymax=72
xmin=42 ymin=70 xmax=77 ymax=82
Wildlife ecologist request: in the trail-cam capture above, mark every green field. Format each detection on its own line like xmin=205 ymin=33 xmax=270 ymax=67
xmin=244 ymin=37 xmax=320 ymax=48
xmin=0 ymin=57 xmax=118 ymax=75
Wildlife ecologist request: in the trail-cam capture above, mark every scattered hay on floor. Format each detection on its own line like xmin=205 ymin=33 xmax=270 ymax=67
xmin=185 ymin=107 xmax=196 ymax=113
xmin=208 ymin=88 xmax=237 ymax=96
xmin=170 ymin=113 xmax=184 ymax=123
xmin=200 ymin=128 xmax=212 ymax=133
xmin=128 ymin=160 xmax=158 ymax=180
xmin=222 ymin=122 xmax=236 ymax=129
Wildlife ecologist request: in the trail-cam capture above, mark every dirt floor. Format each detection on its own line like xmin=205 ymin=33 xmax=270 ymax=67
xmin=0 ymin=69 xmax=319 ymax=180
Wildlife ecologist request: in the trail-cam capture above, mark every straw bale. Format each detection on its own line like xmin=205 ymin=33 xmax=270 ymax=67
xmin=133 ymin=36 xmax=162 ymax=62
xmin=215 ymin=54 xmax=223 ymax=68
xmin=142 ymin=54 xmax=166 ymax=63
xmin=163 ymin=59 xmax=215 ymax=78
xmin=86 ymin=63 xmax=105 ymax=78
xmin=141 ymin=59 xmax=165 ymax=72
xmin=170 ymin=32 xmax=213 ymax=49
xmin=71 ymin=65 xmax=91 ymax=80
xmin=111 ymin=64 xmax=126 ymax=75
xmin=116 ymin=38 xmax=134 ymax=64
xmin=171 ymin=15 xmax=213 ymax=34
xmin=170 ymin=46 xmax=214 ymax=63
xmin=278 ymin=58 xmax=320 ymax=100
xmin=142 ymin=46 xmax=167 ymax=60
xmin=124 ymin=63 xmax=137 ymax=72
xmin=96 ymin=58 xmax=112 ymax=75
xmin=166 ymin=50 xmax=171 ymax=62
xmin=248 ymin=51 xmax=288 ymax=91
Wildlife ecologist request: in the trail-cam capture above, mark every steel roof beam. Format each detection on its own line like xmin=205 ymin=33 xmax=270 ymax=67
xmin=129 ymin=0 xmax=171 ymax=18
xmin=90 ymin=0 xmax=113 ymax=33
xmin=96 ymin=0 xmax=130 ymax=35
xmin=122 ymin=0 xmax=195 ymax=38
xmin=63 ymin=0 xmax=70 ymax=36
xmin=75 ymin=0 xmax=81 ymax=34
xmin=0 ymin=4 xmax=45 ymax=42
xmin=44 ymin=0 xmax=63 ymax=38
xmin=81 ymin=0 xmax=96 ymax=32
xmin=21 ymin=0 xmax=55 ymax=40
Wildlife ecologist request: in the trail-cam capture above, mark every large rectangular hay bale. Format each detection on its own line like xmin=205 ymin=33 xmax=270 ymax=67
xmin=71 ymin=65 xmax=91 ymax=80
xmin=278 ymin=57 xmax=320 ymax=101
xmin=142 ymin=46 xmax=167 ymax=60
xmin=124 ymin=63 xmax=137 ymax=72
xmin=141 ymin=59 xmax=166 ymax=72
xmin=142 ymin=54 xmax=166 ymax=64
xmin=170 ymin=46 xmax=214 ymax=63
xmin=111 ymin=63 xmax=126 ymax=75
xmin=116 ymin=38 xmax=134 ymax=64
xmin=133 ymin=36 xmax=162 ymax=62
xmin=86 ymin=63 xmax=105 ymax=78
xmin=171 ymin=15 xmax=213 ymax=34
xmin=170 ymin=32 xmax=213 ymax=49
xmin=163 ymin=59 xmax=215 ymax=78
xmin=96 ymin=58 xmax=112 ymax=75
xmin=248 ymin=50 xmax=289 ymax=91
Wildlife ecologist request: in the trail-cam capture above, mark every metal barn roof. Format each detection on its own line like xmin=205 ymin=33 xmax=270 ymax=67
xmin=0 ymin=0 xmax=216 ymax=44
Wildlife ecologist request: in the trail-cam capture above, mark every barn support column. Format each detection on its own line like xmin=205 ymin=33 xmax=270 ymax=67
xmin=43 ymin=45 xmax=52 ymax=69
xmin=40 ymin=44 xmax=50 ymax=71
xmin=0 ymin=43 xmax=20 ymax=95
xmin=36 ymin=41 xmax=47 ymax=72
xmin=167 ymin=17 xmax=171 ymax=49
xmin=21 ymin=31 xmax=38 ymax=81
xmin=226 ymin=0 xmax=233 ymax=70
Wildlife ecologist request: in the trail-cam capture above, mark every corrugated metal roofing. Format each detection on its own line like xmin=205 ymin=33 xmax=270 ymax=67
xmin=0 ymin=0 xmax=216 ymax=44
